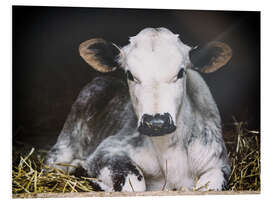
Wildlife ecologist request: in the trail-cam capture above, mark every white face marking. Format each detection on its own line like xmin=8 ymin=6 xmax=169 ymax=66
xmin=119 ymin=28 xmax=191 ymax=125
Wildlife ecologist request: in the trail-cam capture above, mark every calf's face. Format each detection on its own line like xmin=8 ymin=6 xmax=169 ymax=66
xmin=121 ymin=28 xmax=191 ymax=136
xmin=79 ymin=27 xmax=232 ymax=137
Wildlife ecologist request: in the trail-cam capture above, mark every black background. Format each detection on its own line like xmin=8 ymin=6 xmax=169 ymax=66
xmin=13 ymin=6 xmax=260 ymax=149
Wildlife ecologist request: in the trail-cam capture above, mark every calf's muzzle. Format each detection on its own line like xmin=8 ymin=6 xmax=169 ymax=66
xmin=138 ymin=113 xmax=176 ymax=137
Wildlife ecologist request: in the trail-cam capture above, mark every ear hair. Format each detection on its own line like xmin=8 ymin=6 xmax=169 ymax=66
xmin=79 ymin=38 xmax=121 ymax=73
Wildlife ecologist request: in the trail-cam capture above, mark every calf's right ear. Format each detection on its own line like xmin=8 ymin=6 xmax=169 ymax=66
xmin=79 ymin=38 xmax=121 ymax=73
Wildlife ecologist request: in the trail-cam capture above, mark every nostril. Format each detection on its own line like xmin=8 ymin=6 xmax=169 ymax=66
xmin=167 ymin=113 xmax=173 ymax=125
xmin=141 ymin=114 xmax=152 ymax=125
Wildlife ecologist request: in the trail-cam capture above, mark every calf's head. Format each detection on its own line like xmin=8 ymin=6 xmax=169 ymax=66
xmin=79 ymin=27 xmax=232 ymax=136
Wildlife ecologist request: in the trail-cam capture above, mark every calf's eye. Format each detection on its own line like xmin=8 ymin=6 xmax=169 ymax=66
xmin=126 ymin=70 xmax=134 ymax=81
xmin=177 ymin=68 xmax=185 ymax=79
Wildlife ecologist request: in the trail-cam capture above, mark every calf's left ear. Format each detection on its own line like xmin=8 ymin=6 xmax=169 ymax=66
xmin=189 ymin=41 xmax=232 ymax=73
xmin=79 ymin=38 xmax=121 ymax=73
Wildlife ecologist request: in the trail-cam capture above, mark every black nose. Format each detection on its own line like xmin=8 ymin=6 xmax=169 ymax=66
xmin=148 ymin=117 xmax=165 ymax=129
xmin=138 ymin=113 xmax=176 ymax=136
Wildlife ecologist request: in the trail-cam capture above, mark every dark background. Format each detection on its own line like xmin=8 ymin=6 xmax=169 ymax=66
xmin=13 ymin=6 xmax=260 ymax=150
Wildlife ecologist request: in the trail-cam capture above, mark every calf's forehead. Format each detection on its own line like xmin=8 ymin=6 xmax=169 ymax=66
xmin=122 ymin=28 xmax=191 ymax=80
xmin=127 ymin=48 xmax=183 ymax=79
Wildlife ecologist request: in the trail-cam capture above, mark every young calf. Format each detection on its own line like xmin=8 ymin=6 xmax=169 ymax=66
xmin=46 ymin=27 xmax=232 ymax=192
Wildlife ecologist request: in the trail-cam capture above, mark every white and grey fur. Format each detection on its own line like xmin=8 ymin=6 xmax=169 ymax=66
xmin=46 ymin=28 xmax=231 ymax=192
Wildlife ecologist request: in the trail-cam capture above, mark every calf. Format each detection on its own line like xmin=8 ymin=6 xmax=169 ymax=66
xmin=46 ymin=27 xmax=232 ymax=192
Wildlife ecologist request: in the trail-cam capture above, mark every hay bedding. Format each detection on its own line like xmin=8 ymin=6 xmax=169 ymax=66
xmin=12 ymin=121 xmax=260 ymax=197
